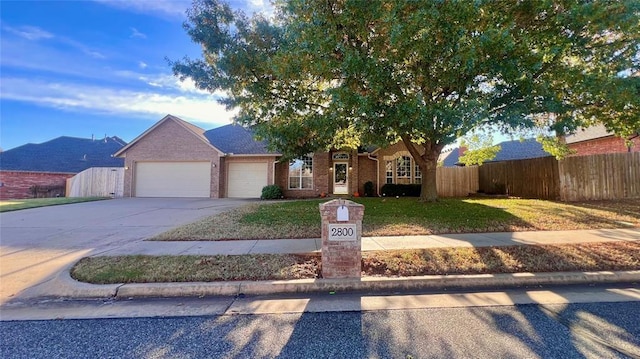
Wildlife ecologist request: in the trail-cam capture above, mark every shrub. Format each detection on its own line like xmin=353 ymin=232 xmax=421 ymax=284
xmin=380 ymin=184 xmax=421 ymax=197
xmin=261 ymin=185 xmax=283 ymax=200
xmin=363 ymin=181 xmax=375 ymax=197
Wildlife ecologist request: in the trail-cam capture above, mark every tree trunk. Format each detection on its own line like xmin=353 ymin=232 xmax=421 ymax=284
xmin=419 ymin=156 xmax=439 ymax=202
xmin=400 ymin=135 xmax=443 ymax=202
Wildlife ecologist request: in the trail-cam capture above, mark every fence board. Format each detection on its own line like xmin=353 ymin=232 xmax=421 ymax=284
xmin=66 ymin=167 xmax=124 ymax=198
xmin=437 ymin=166 xmax=479 ymax=197
xmin=558 ymin=152 xmax=640 ymax=201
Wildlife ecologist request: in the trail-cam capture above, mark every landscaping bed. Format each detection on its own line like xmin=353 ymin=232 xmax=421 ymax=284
xmin=150 ymin=198 xmax=640 ymax=241
xmin=71 ymin=241 xmax=640 ymax=284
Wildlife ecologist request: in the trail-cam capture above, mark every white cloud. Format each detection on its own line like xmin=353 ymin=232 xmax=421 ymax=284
xmin=130 ymin=27 xmax=147 ymax=39
xmin=0 ymin=77 xmax=235 ymax=126
xmin=93 ymin=0 xmax=190 ymax=19
xmin=138 ymin=61 xmax=148 ymax=69
xmin=2 ymin=25 xmax=53 ymax=40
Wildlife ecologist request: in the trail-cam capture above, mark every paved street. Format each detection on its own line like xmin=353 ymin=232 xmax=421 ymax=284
xmin=2 ymin=299 xmax=639 ymax=358
xmin=0 ymin=198 xmax=254 ymax=305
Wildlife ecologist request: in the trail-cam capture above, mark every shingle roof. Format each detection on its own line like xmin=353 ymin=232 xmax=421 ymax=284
xmin=492 ymin=138 xmax=550 ymax=162
xmin=0 ymin=136 xmax=126 ymax=173
xmin=204 ymin=124 xmax=278 ymax=155
xmin=439 ymin=138 xmax=550 ymax=166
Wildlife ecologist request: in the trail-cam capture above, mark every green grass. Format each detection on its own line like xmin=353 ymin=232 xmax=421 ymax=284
xmin=151 ymin=197 xmax=640 ymax=241
xmin=0 ymin=197 xmax=109 ymax=212
xmin=71 ymin=241 xmax=640 ymax=284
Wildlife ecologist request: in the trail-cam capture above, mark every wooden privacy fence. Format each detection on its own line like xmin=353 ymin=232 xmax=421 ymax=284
xmin=478 ymin=157 xmax=560 ymax=199
xmin=437 ymin=166 xmax=479 ymax=197
xmin=66 ymin=167 xmax=124 ymax=198
xmin=559 ymin=152 xmax=640 ymax=201
xmin=477 ymin=152 xmax=639 ymax=201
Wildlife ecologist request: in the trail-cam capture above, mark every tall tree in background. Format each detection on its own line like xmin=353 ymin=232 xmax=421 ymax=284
xmin=172 ymin=0 xmax=640 ymax=201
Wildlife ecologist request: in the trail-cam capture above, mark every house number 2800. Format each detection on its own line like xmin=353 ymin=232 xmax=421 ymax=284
xmin=331 ymin=227 xmax=354 ymax=237
xmin=328 ymin=224 xmax=357 ymax=241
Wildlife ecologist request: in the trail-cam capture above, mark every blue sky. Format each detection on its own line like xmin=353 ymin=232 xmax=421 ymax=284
xmin=1 ymin=0 xmax=271 ymax=151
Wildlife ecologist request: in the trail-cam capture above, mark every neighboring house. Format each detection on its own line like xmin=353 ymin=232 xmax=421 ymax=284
xmin=564 ymin=124 xmax=640 ymax=156
xmin=0 ymin=136 xmax=126 ymax=199
xmin=438 ymin=138 xmax=551 ymax=167
xmin=116 ymin=115 xmax=557 ymax=199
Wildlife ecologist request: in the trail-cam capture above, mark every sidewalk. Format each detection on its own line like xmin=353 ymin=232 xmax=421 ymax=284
xmin=96 ymin=228 xmax=640 ymax=256
xmin=9 ymin=228 xmax=640 ymax=303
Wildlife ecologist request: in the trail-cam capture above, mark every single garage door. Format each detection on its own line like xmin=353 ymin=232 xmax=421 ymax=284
xmin=227 ymin=162 xmax=268 ymax=198
xmin=135 ymin=161 xmax=211 ymax=197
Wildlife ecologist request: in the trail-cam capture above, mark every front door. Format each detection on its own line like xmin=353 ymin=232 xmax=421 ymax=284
xmin=333 ymin=162 xmax=348 ymax=194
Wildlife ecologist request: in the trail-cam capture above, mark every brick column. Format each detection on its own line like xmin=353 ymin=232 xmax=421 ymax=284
xmin=319 ymin=199 xmax=364 ymax=278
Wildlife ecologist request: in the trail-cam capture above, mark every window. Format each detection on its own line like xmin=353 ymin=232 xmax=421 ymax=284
xmin=289 ymin=156 xmax=313 ymax=189
xmin=385 ymin=161 xmax=393 ymax=184
xmin=396 ymin=156 xmax=411 ymax=184
xmin=385 ymin=153 xmax=422 ymax=184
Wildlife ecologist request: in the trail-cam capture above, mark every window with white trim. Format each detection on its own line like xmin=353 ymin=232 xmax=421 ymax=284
xmin=385 ymin=153 xmax=423 ymax=184
xmin=289 ymin=156 xmax=313 ymax=189
xmin=414 ymin=163 xmax=422 ymax=184
xmin=385 ymin=161 xmax=393 ymax=184
xmin=396 ymin=156 xmax=411 ymax=184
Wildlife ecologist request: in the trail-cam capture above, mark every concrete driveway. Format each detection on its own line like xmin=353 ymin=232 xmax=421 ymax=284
xmin=0 ymin=198 xmax=254 ymax=305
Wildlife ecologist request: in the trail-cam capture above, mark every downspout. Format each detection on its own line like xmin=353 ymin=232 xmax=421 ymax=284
xmin=367 ymin=153 xmax=380 ymax=196
xmin=129 ymin=160 xmax=134 ymax=197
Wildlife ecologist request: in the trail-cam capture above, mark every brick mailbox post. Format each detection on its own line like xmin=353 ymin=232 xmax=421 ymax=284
xmin=319 ymin=199 xmax=364 ymax=279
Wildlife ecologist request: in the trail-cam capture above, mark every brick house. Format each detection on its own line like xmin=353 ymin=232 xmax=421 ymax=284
xmin=0 ymin=136 xmax=126 ymax=199
xmin=115 ymin=114 xmax=442 ymax=198
xmin=116 ymin=115 xmax=564 ymax=199
xmin=565 ymin=124 xmax=640 ymax=156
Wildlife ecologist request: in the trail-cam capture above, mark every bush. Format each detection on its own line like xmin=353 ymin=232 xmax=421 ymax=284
xmin=261 ymin=185 xmax=283 ymax=200
xmin=364 ymin=181 xmax=375 ymax=197
xmin=380 ymin=184 xmax=421 ymax=197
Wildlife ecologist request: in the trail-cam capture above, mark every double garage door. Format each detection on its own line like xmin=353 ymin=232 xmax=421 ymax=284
xmin=135 ymin=161 xmax=268 ymax=198
xmin=135 ymin=162 xmax=211 ymax=198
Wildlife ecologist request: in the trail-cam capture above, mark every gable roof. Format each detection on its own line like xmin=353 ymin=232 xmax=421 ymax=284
xmin=439 ymin=138 xmax=551 ymax=166
xmin=0 ymin=136 xmax=126 ymax=173
xmin=113 ymin=114 xmax=223 ymax=157
xmin=204 ymin=124 xmax=278 ymax=155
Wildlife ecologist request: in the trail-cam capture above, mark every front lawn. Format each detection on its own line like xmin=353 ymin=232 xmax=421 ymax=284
xmin=0 ymin=197 xmax=108 ymax=213
xmin=71 ymin=241 xmax=640 ymax=284
xmin=151 ymin=197 xmax=640 ymax=240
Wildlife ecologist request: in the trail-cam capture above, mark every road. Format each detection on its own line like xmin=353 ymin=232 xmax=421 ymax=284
xmin=2 ymin=285 xmax=640 ymax=358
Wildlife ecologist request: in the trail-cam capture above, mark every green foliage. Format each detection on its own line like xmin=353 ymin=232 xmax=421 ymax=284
xmin=363 ymin=181 xmax=375 ymax=197
xmin=538 ymin=135 xmax=576 ymax=160
xmin=381 ymin=184 xmax=422 ymax=197
xmin=260 ymin=185 xmax=283 ymax=200
xmin=458 ymin=132 xmax=501 ymax=166
xmin=173 ymin=0 xmax=640 ymax=201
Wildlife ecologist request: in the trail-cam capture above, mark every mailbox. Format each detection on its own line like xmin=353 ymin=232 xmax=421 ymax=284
xmin=319 ymin=199 xmax=364 ymax=279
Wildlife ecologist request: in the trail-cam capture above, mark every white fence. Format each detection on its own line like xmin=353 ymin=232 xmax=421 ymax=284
xmin=66 ymin=167 xmax=124 ymax=198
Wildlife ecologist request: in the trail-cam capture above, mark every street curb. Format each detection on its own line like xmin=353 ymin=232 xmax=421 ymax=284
xmin=108 ymin=270 xmax=640 ymax=299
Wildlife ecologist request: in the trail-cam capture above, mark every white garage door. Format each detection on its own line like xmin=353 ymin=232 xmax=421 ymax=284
xmin=135 ymin=162 xmax=211 ymax=197
xmin=227 ymin=162 xmax=268 ymax=198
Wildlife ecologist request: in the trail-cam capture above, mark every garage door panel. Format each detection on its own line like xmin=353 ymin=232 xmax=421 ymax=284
xmin=135 ymin=162 xmax=211 ymax=197
xmin=228 ymin=162 xmax=268 ymax=198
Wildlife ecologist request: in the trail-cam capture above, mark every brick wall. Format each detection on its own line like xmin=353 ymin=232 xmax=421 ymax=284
xmin=278 ymin=152 xmax=330 ymax=198
xmin=569 ymin=136 xmax=640 ymax=156
xmin=0 ymin=171 xmax=74 ymax=199
xmin=119 ymin=118 xmax=221 ymax=197
xmin=357 ymin=155 xmax=378 ymax=196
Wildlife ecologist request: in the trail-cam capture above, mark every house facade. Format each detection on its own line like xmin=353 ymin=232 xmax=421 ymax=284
xmin=565 ymin=125 xmax=640 ymax=156
xmin=115 ymin=115 xmax=433 ymax=199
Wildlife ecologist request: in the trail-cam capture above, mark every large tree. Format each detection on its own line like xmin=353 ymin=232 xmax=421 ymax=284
xmin=172 ymin=0 xmax=640 ymax=201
